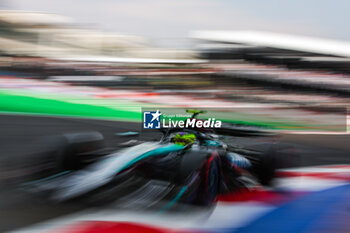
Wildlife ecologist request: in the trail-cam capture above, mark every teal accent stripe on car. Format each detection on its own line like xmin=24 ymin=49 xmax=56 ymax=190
xmin=118 ymin=144 xmax=184 ymax=173
xmin=158 ymin=186 xmax=188 ymax=213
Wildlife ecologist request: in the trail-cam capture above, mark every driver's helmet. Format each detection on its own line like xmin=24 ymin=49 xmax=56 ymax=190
xmin=172 ymin=132 xmax=196 ymax=146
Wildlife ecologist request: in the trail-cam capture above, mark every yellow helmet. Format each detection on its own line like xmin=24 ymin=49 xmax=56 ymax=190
xmin=172 ymin=132 xmax=196 ymax=146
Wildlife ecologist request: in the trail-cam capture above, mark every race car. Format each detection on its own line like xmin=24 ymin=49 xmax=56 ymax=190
xmin=22 ymin=110 xmax=284 ymax=208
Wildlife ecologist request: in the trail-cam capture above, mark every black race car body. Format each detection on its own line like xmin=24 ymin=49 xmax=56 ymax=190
xmin=23 ymin=114 xmax=281 ymax=208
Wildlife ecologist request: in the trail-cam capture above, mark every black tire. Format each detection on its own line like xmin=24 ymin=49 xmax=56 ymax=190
xmin=255 ymin=146 xmax=278 ymax=186
xmin=60 ymin=132 xmax=105 ymax=170
xmin=39 ymin=132 xmax=105 ymax=171
xmin=29 ymin=135 xmax=68 ymax=176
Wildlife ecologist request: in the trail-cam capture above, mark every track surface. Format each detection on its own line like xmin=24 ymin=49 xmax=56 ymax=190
xmin=1 ymin=114 xmax=350 ymax=232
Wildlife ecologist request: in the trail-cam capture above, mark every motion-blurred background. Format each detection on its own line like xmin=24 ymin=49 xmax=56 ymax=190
xmin=0 ymin=1 xmax=349 ymax=130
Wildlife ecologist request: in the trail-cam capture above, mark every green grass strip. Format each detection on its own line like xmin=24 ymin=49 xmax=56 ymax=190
xmin=0 ymin=90 xmax=141 ymax=121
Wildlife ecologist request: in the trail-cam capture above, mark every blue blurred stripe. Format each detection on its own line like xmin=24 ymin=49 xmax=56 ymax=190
xmin=234 ymin=184 xmax=350 ymax=233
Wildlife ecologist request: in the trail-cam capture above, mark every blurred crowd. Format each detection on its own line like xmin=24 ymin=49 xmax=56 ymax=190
xmin=0 ymin=10 xmax=348 ymax=132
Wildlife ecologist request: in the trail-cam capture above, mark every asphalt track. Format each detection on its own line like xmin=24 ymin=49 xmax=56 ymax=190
xmin=1 ymin=114 xmax=350 ymax=232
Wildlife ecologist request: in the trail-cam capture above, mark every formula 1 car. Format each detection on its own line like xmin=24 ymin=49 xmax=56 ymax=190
xmin=23 ymin=110 xmax=284 ymax=208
